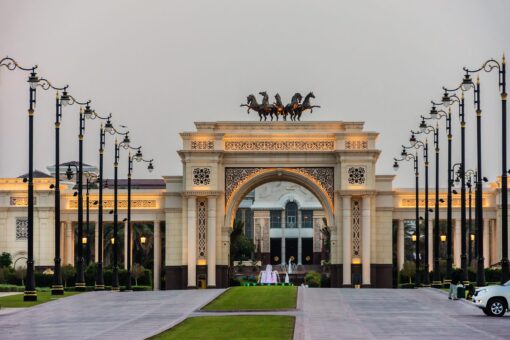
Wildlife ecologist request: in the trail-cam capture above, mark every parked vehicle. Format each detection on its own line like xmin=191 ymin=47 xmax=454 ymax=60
xmin=472 ymin=280 xmax=510 ymax=316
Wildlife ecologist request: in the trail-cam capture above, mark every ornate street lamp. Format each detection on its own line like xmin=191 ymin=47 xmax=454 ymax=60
xmin=125 ymin=147 xmax=154 ymax=290
xmin=394 ymin=148 xmax=421 ymax=286
xmin=0 ymin=57 xmax=40 ymax=301
xmin=112 ymin=132 xmax=131 ymax=291
xmin=417 ymin=117 xmax=442 ymax=286
xmin=84 ymin=172 xmax=99 ymax=266
xmin=464 ymin=56 xmax=508 ymax=284
xmin=404 ymin=134 xmax=430 ymax=285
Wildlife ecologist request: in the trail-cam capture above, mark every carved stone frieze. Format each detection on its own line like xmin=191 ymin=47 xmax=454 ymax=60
xmin=224 ymin=140 xmax=334 ymax=151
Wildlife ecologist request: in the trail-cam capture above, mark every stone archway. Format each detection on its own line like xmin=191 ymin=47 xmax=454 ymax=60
xmin=224 ymin=167 xmax=335 ymax=230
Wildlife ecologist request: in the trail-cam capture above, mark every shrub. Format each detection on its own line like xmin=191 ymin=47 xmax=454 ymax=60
xmin=304 ymin=271 xmax=321 ymax=287
xmin=132 ymin=264 xmax=145 ymax=286
xmin=0 ymin=252 xmax=12 ymax=268
xmin=399 ymin=283 xmax=415 ymax=289
xmin=400 ymin=261 xmax=416 ymax=284
xmin=61 ymin=265 xmax=76 ymax=288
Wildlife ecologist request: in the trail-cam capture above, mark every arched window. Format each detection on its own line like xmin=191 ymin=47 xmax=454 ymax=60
xmin=285 ymin=202 xmax=298 ymax=228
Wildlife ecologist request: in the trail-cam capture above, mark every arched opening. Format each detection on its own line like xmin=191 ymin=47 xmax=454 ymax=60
xmin=225 ymin=168 xmax=335 ymax=285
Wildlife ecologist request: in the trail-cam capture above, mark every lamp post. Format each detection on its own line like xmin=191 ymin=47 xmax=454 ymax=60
xmin=84 ymin=172 xmax=99 ymax=266
xmin=125 ymin=148 xmax=154 ymax=290
xmin=394 ymin=149 xmax=420 ymax=286
xmin=64 ymin=96 xmax=92 ymax=291
xmin=112 ymin=132 xmax=131 ymax=291
xmin=94 ymin=116 xmax=115 ymax=290
xmin=464 ymin=56 xmax=508 ymax=284
xmin=23 ymin=76 xmax=69 ymax=296
xmin=442 ymin=88 xmax=469 ymax=283
xmin=427 ymin=104 xmax=454 ymax=281
xmin=418 ymin=117 xmax=442 ymax=286
xmin=0 ymin=57 xmax=40 ymax=301
xmin=406 ymin=134 xmax=430 ymax=285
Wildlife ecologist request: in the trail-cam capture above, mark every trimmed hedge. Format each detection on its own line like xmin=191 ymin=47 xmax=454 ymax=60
xmin=304 ymin=271 xmax=321 ymax=287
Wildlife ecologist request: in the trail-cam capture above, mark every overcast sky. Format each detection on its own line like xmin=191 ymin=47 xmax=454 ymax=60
xmin=1 ymin=0 xmax=509 ymax=188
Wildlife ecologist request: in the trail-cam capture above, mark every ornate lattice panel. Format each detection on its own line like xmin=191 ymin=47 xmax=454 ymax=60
xmin=224 ymin=140 xmax=334 ymax=151
xmin=351 ymin=199 xmax=361 ymax=260
xmin=225 ymin=167 xmax=334 ymax=205
xmin=196 ymin=198 xmax=207 ymax=260
xmin=10 ymin=197 xmax=37 ymax=206
xmin=191 ymin=140 xmax=214 ymax=150
xmin=192 ymin=168 xmax=211 ymax=185
xmin=69 ymin=199 xmax=156 ymax=209
xmin=345 ymin=140 xmax=368 ymax=150
xmin=16 ymin=217 xmax=28 ymax=240
xmin=348 ymin=166 xmax=366 ymax=185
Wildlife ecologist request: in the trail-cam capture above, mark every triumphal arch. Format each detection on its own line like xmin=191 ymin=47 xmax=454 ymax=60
xmin=164 ymin=121 xmax=395 ymax=288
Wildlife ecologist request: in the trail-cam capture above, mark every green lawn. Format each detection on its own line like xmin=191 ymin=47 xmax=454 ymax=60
xmin=151 ymin=315 xmax=295 ymax=340
xmin=0 ymin=291 xmax=81 ymax=308
xmin=203 ymin=286 xmax=297 ymax=311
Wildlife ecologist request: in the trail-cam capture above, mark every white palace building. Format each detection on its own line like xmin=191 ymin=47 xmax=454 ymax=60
xmin=0 ymin=121 xmax=506 ymax=288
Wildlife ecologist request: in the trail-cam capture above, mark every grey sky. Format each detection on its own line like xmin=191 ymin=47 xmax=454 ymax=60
xmin=1 ymin=0 xmax=509 ymax=188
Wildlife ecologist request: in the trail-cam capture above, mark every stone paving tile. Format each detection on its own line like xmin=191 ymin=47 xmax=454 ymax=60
xmin=0 ymin=289 xmax=224 ymax=340
xmin=301 ymin=288 xmax=510 ymax=340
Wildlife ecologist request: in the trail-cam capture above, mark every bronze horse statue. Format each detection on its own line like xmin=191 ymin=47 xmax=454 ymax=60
xmin=241 ymin=91 xmax=318 ymax=121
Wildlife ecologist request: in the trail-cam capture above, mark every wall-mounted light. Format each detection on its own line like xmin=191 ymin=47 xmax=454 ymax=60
xmin=440 ymin=234 xmax=447 ymax=242
xmin=82 ymin=237 xmax=88 ymax=244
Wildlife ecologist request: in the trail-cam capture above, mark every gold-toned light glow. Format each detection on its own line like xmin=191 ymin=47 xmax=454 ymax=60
xmin=411 ymin=234 xmax=417 ymax=242
xmin=440 ymin=234 xmax=447 ymax=242
xmin=140 ymin=236 xmax=146 ymax=244
xmin=111 ymin=237 xmax=115 ymax=245
xmin=82 ymin=237 xmax=88 ymax=244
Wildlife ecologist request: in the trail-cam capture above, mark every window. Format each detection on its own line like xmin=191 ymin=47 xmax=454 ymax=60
xmin=16 ymin=217 xmax=28 ymax=240
xmin=270 ymin=210 xmax=281 ymax=228
xmin=302 ymin=210 xmax=313 ymax=228
xmin=285 ymin=202 xmax=298 ymax=228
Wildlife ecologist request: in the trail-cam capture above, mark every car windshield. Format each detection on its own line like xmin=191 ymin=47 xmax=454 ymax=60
xmin=504 ymin=280 xmax=510 ymax=287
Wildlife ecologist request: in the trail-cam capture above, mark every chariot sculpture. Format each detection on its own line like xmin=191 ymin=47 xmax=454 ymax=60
xmin=241 ymin=91 xmax=320 ymax=121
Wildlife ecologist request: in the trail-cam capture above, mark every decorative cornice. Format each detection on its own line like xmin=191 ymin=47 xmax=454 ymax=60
xmin=182 ymin=190 xmax=223 ymax=197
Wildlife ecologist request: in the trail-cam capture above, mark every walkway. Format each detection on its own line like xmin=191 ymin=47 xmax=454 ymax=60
xmin=300 ymin=288 xmax=510 ymax=340
xmin=0 ymin=289 xmax=223 ymax=340
xmin=1 ymin=288 xmax=510 ymax=339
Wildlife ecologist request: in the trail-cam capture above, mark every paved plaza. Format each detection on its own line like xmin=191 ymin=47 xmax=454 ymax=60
xmin=0 ymin=288 xmax=509 ymax=339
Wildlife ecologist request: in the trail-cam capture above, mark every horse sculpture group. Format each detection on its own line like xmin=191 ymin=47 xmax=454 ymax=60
xmin=241 ymin=91 xmax=320 ymax=121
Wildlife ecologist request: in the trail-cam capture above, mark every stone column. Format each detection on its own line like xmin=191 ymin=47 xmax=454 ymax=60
xmin=65 ymin=221 xmax=74 ymax=265
xmin=124 ymin=220 xmax=128 ymax=269
xmin=297 ymin=210 xmax=302 ymax=265
xmin=428 ymin=219 xmax=433 ymax=271
xmin=342 ymin=196 xmax=351 ymax=286
xmin=187 ymin=196 xmax=197 ymax=287
xmin=362 ymin=196 xmax=371 ymax=286
xmin=454 ymin=219 xmax=461 ymax=268
xmin=397 ymin=219 xmax=404 ymax=270
xmin=207 ymin=196 xmax=217 ymax=287
xmin=281 ymin=210 xmax=286 ymax=265
xmin=483 ymin=218 xmax=490 ymax=268
xmin=153 ymin=220 xmax=161 ymax=290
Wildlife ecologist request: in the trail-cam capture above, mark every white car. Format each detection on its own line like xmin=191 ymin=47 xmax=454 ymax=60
xmin=472 ymin=280 xmax=510 ymax=317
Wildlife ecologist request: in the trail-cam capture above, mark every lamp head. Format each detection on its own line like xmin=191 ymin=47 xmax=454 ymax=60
xmin=461 ymin=72 xmax=474 ymax=91
xmin=148 ymin=161 xmax=154 ymax=173
xmin=27 ymin=71 xmax=39 ymax=89
xmin=65 ymin=165 xmax=74 ymax=180
xmin=60 ymin=90 xmax=70 ymax=106
xmin=83 ymin=104 xmax=93 ymax=119
xmin=122 ymin=134 xmax=130 ymax=149
xmin=104 ymin=119 xmax=114 ymax=134
xmin=401 ymin=147 xmax=408 ymax=157
xmin=134 ymin=149 xmax=143 ymax=162
xmin=419 ymin=118 xmax=427 ymax=132
xmin=429 ymin=105 xmax=439 ymax=119
xmin=409 ymin=133 xmax=417 ymax=144
xmin=441 ymin=91 xmax=452 ymax=108
xmin=393 ymin=160 xmax=399 ymax=171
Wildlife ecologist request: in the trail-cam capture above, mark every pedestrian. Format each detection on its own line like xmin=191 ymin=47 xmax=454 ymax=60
xmin=448 ymin=270 xmax=460 ymax=300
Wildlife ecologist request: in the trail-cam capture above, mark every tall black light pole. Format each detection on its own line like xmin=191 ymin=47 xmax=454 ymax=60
xmin=464 ymin=56 xmax=508 ymax=284
xmin=442 ymin=89 xmax=468 ymax=283
xmin=125 ymin=148 xmax=154 ymax=290
xmin=394 ymin=149 xmax=420 ymax=286
xmin=406 ymin=134 xmax=430 ymax=286
xmin=67 ymin=98 xmax=92 ymax=291
xmin=25 ymin=77 xmax=69 ymax=296
xmin=1 ymin=57 xmax=40 ymax=301
xmin=113 ymin=132 xmax=131 ymax=291
xmin=418 ymin=118 xmax=441 ymax=286
xmin=95 ymin=116 xmax=115 ymax=290
xmin=84 ymin=173 xmax=98 ymax=266
xmin=428 ymin=105 xmax=453 ymax=282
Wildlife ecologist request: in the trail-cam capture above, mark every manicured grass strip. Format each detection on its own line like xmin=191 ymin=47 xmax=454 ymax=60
xmin=203 ymin=286 xmax=297 ymax=311
xmin=151 ymin=315 xmax=295 ymax=340
xmin=0 ymin=291 xmax=81 ymax=308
